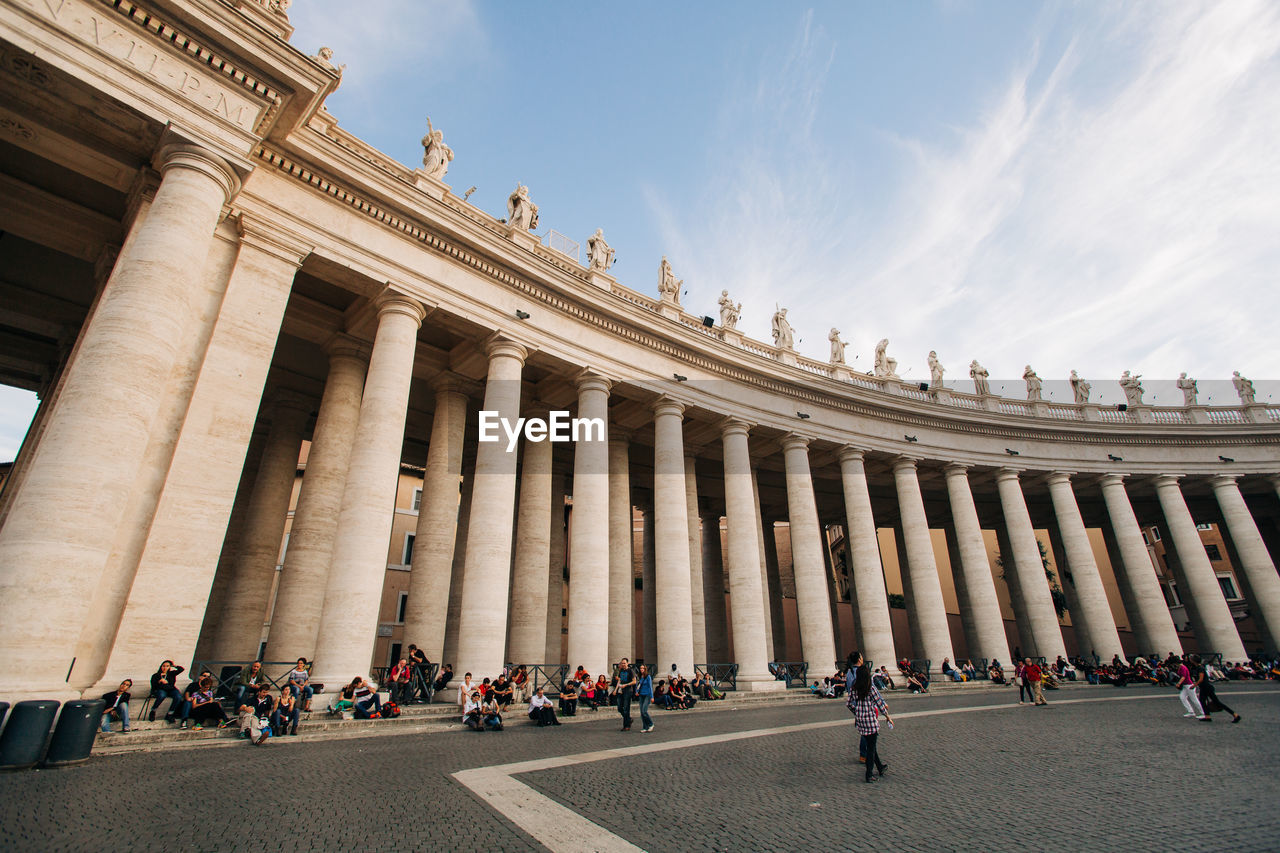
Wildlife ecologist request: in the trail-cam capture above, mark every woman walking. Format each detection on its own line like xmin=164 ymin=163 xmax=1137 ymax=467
xmin=1192 ymin=655 xmax=1240 ymax=723
xmin=848 ymin=664 xmax=893 ymax=784
xmin=636 ymin=664 xmax=654 ymax=733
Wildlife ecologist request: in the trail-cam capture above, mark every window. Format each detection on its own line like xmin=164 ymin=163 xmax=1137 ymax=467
xmin=1149 ymin=527 xmax=1161 ymax=542
xmin=1196 ymin=522 xmax=1213 ymax=531
xmin=402 ymin=533 xmax=415 ymax=565
xmin=1162 ymin=583 xmax=1181 ymax=607
xmin=396 ymin=591 xmax=408 ymax=623
xmin=1217 ymin=575 xmax=1240 ymax=600
xmin=1204 ymin=544 xmax=1222 ymax=561
xmin=412 ymin=488 xmax=422 ymax=512
xmin=1141 ymin=530 xmax=1150 ymax=546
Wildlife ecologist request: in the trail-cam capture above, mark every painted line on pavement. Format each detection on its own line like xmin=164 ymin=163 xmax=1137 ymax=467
xmin=453 ymin=688 xmax=1276 ymax=853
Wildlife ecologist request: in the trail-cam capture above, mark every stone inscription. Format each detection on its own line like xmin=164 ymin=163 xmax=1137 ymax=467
xmin=18 ymin=0 xmax=264 ymax=131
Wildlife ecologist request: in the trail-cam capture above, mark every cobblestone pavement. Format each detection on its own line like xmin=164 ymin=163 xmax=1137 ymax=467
xmin=2 ymin=684 xmax=1277 ymax=852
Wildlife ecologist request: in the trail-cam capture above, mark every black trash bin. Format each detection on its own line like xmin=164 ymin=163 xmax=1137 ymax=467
xmin=43 ymin=699 xmax=106 ymax=768
xmin=0 ymin=700 xmax=59 ymax=770
xmin=0 ymin=702 xmax=10 ymax=733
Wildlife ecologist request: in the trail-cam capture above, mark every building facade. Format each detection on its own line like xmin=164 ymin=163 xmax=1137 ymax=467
xmin=1 ymin=0 xmax=1278 ymax=702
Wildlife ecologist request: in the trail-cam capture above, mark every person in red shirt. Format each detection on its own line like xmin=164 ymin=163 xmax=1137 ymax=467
xmin=1023 ymin=657 xmax=1048 ymax=706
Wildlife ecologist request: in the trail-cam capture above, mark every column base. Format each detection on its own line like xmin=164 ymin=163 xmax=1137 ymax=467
xmin=733 ymin=676 xmax=787 ymax=692
xmin=0 ymin=684 xmax=85 ymax=704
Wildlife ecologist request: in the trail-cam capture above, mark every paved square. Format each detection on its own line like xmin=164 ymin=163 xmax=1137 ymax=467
xmin=2 ymin=684 xmax=1277 ymax=852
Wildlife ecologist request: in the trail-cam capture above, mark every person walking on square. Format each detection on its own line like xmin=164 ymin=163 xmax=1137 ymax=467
xmin=844 ymin=651 xmax=867 ymax=763
xmin=616 ymin=657 xmax=636 ymax=731
xmin=1191 ymin=655 xmax=1240 ymax=723
xmin=848 ymin=664 xmax=892 ymax=783
xmin=1014 ymin=660 xmax=1033 ymax=705
xmin=636 ymin=664 xmax=654 ymax=733
xmin=1024 ymin=658 xmax=1048 ymax=706
xmin=1173 ymin=655 xmax=1208 ymax=721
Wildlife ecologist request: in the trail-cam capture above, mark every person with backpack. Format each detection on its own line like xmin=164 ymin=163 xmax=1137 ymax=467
xmin=848 ymin=664 xmax=892 ymax=784
xmin=1192 ymin=655 xmax=1240 ymax=724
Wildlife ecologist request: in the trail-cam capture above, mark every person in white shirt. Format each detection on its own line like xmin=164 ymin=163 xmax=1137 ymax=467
xmin=457 ymin=672 xmax=475 ymax=708
xmin=462 ymin=691 xmax=484 ymax=731
xmin=527 ymin=687 xmax=560 ymax=727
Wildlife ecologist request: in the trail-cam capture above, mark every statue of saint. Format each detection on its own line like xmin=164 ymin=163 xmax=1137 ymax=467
xmin=969 ymin=360 xmax=990 ymax=396
xmin=1069 ymin=370 xmax=1091 ymax=404
xmin=828 ymin=328 xmax=845 ymax=364
xmin=718 ymin=290 xmax=741 ymax=330
xmin=506 ymin=184 xmax=539 ymax=231
xmin=1176 ymin=372 xmax=1198 ymax=406
xmin=927 ymin=351 xmax=944 ymax=388
xmin=873 ymin=339 xmax=899 ymax=379
xmin=586 ymin=228 xmax=614 ymax=272
xmin=771 ymin=308 xmax=795 ymax=350
xmin=657 ymin=256 xmax=682 ymax=304
xmin=1233 ymin=371 xmax=1256 ymax=404
xmin=421 ymin=117 xmax=454 ymax=181
xmin=1024 ymin=366 xmax=1042 ymax=401
xmin=1119 ymin=370 xmax=1144 ymax=406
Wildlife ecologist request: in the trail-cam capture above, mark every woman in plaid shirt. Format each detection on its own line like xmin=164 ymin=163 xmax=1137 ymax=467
xmin=848 ymin=664 xmax=894 ymax=783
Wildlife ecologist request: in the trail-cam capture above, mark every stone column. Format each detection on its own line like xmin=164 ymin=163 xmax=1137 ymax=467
xmin=211 ymin=390 xmax=310 ymax=660
xmin=641 ymin=505 xmax=657 ymax=665
xmin=994 ymin=468 xmax=1067 ymax=661
xmin=761 ymin=520 xmax=787 ymax=659
xmin=607 ymin=434 xmax=634 ymax=664
xmin=943 ymin=523 xmax=982 ymax=661
xmin=781 ymin=435 xmax=838 ymax=671
xmin=1045 ymin=472 xmax=1124 ymax=660
xmin=943 ymin=464 xmax=1011 ymax=666
xmin=1154 ymin=475 xmax=1247 ymax=660
xmin=453 ymin=338 xmax=530 ymax=679
xmin=720 ymin=419 xmax=782 ymax=688
xmin=443 ymin=454 xmax=477 ymax=667
xmin=565 ymin=374 xmax=612 ymax=678
xmin=399 ymin=376 xmax=470 ymax=662
xmin=0 ymin=143 xmax=240 ymax=697
xmin=892 ymin=458 xmax=954 ymax=672
xmin=685 ymin=454 xmax=707 ymax=665
xmin=310 ymin=294 xmax=427 ymax=686
xmin=507 ymin=416 xmax=554 ymax=665
xmin=266 ymin=339 xmax=368 ymax=660
xmin=837 ymin=448 xmax=896 ymax=669
xmin=1098 ymin=474 xmax=1181 ymax=655
xmin=650 ymin=397 xmax=695 ymax=677
xmin=700 ymin=512 xmax=730 ymax=663
xmin=543 ymin=465 xmax=568 ymax=665
xmin=1211 ymin=475 xmax=1280 ymax=652
xmin=750 ymin=467 xmax=778 ymax=659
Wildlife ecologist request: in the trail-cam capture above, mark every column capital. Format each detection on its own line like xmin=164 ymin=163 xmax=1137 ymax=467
xmin=154 ymin=143 xmax=241 ymax=205
xmin=653 ymin=395 xmax=685 ymax=419
xmin=268 ymin=387 xmax=313 ymax=417
xmin=234 ymin=213 xmax=313 ymax=266
xmin=994 ymin=467 xmax=1023 ymax=483
xmin=780 ymin=433 xmax=811 ymax=452
xmin=837 ymin=446 xmax=866 ymax=464
xmin=375 ymin=291 xmax=429 ymax=327
xmin=1153 ymin=473 xmax=1185 ymax=488
xmin=891 ymin=455 xmax=920 ymax=472
xmin=1045 ymin=471 xmax=1076 ymax=487
xmin=1209 ymin=473 xmax=1239 ymax=490
xmin=324 ymin=333 xmax=370 ymax=365
xmin=719 ymin=416 xmax=754 ymax=439
xmin=1098 ymin=472 xmax=1128 ymax=488
xmin=609 ymin=429 xmax=632 ymax=446
xmin=483 ymin=333 xmax=531 ymax=364
xmin=943 ymin=461 xmax=970 ymax=477
xmin=429 ymin=370 xmax=473 ymax=397
xmin=574 ymin=368 xmax=614 ymax=395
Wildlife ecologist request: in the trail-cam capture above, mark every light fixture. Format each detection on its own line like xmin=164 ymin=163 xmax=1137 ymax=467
xmin=673 ymin=374 xmax=688 ymax=382
xmin=1219 ymin=455 xmax=1234 ymax=463
xmin=1108 ymin=454 xmax=1123 ymax=462
xmin=797 ymin=412 xmax=810 ymax=420
xmin=904 ymin=435 xmax=918 ymax=443
xmin=1005 ymin=448 xmax=1020 ymax=456
xmin=918 ymin=382 xmax=929 ymax=392
xmin=702 ymin=316 xmax=715 ymax=328
xmin=515 ymin=309 xmax=530 ymax=320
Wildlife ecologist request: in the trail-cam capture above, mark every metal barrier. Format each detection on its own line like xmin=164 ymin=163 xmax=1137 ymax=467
xmin=771 ymin=661 xmax=809 ymax=688
xmin=520 ymin=663 xmax=569 ymax=695
xmin=193 ymin=660 xmax=304 ymax=705
xmin=371 ymin=663 xmax=440 ymax=703
xmin=694 ymin=663 xmax=739 ymax=691
xmin=907 ymin=659 xmax=931 ymax=675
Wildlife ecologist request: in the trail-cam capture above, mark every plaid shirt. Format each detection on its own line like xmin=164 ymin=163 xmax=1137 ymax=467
xmin=848 ymin=685 xmax=889 ymax=735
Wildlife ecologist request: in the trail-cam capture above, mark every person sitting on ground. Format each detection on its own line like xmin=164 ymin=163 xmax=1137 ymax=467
xmin=407 ymin=645 xmax=429 ymax=701
xmin=100 ymin=679 xmax=133 ymax=733
xmin=186 ymin=674 xmax=231 ymax=730
xmin=988 ymin=661 xmax=1006 ymax=684
xmin=456 ymin=672 xmax=476 ymax=708
xmin=434 ymin=663 xmax=454 ymax=692
xmin=285 ymin=658 xmax=314 ymax=711
xmin=903 ymin=668 xmax=928 ymax=694
xmin=961 ymin=660 xmax=978 ymax=680
xmin=655 ymin=679 xmax=673 ymax=709
xmin=235 ymin=660 xmax=269 ymax=707
xmin=677 ymin=677 xmax=696 ymax=709
xmin=558 ymin=680 xmax=579 ymax=716
xmin=388 ymin=658 xmax=413 ymax=706
xmin=513 ymin=665 xmax=530 ymax=702
xmin=578 ymin=676 xmax=599 ymax=710
xmin=148 ymin=660 xmax=185 ymax=723
xmin=177 ymin=669 xmax=214 ymax=728
xmin=872 ymin=668 xmax=890 ymax=691
xmin=327 ymin=682 xmax=356 ymax=716
xmin=479 ymin=677 xmax=493 ymax=699
xmin=941 ymin=657 xmax=967 ymax=682
xmin=272 ymin=683 xmax=300 ymax=736
xmin=481 ymin=692 xmax=503 ymax=731
xmin=874 ymin=666 xmax=896 ymax=690
xmin=351 ymin=676 xmax=383 ymax=719
xmin=574 ymin=665 xmax=589 ymax=683
xmin=239 ymin=684 xmax=275 ymax=745
xmin=463 ymin=691 xmax=484 ymax=732
xmin=595 ymin=674 xmax=610 ymax=705
xmin=490 ymin=674 xmax=514 ymax=710
xmin=528 ymin=687 xmax=560 ymax=726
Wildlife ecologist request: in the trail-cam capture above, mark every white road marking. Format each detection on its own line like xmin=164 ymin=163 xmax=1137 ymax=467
xmin=453 ymin=689 xmax=1274 ymax=853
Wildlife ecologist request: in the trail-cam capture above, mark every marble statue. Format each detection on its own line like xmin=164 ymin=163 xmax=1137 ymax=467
xmin=828 ymin=328 xmax=845 ymax=364
xmin=718 ymin=290 xmax=741 ymax=330
xmin=315 ymin=46 xmax=345 ymax=76
xmin=657 ymin=256 xmax=682 ymax=304
xmin=771 ymin=308 xmax=795 ymax=350
xmin=1024 ymin=365 xmax=1042 ymax=401
xmin=969 ymin=360 xmax=990 ymax=396
xmin=927 ymin=351 xmax=944 ymax=388
xmin=1069 ymin=370 xmax=1091 ymax=404
xmin=1119 ymin=370 xmax=1144 ymax=406
xmin=586 ymin=228 xmax=614 ymax=272
xmin=1176 ymin=372 xmax=1198 ymax=406
xmin=873 ymin=339 xmax=899 ymax=379
xmin=1233 ymin=371 xmax=1256 ymax=404
xmin=420 ymin=117 xmax=453 ymax=181
xmin=507 ymin=184 xmax=539 ymax=231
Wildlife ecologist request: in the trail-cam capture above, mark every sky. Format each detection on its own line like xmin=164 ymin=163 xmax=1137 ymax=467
xmin=2 ymin=0 xmax=1278 ymax=459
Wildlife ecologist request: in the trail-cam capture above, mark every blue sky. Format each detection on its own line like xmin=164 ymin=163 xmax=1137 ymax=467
xmin=2 ymin=1 xmax=1278 ymax=459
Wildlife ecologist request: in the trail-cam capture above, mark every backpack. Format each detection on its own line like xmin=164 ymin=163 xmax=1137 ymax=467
xmin=382 ymin=701 xmax=401 ymax=719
